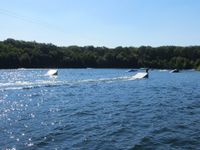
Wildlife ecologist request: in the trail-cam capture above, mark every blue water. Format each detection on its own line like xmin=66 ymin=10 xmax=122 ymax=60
xmin=0 ymin=69 xmax=200 ymax=149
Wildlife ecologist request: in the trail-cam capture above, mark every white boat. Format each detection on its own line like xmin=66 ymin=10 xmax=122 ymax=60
xmin=46 ymin=69 xmax=58 ymax=76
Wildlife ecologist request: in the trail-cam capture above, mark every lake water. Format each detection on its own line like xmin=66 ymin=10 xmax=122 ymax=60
xmin=0 ymin=69 xmax=200 ymax=149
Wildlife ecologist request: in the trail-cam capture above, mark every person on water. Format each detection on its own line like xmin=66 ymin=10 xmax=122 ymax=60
xmin=144 ymin=68 xmax=149 ymax=78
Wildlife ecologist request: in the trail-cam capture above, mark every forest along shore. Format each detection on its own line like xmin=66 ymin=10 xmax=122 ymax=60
xmin=0 ymin=38 xmax=200 ymax=70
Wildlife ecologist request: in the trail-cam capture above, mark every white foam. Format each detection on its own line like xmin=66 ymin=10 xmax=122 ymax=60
xmin=0 ymin=74 xmax=145 ymax=91
xmin=131 ymin=72 xmax=148 ymax=79
xmin=46 ymin=69 xmax=58 ymax=76
xmin=0 ymin=80 xmax=66 ymax=91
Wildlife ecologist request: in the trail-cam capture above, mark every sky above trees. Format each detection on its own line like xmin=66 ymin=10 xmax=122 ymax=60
xmin=0 ymin=0 xmax=200 ymax=47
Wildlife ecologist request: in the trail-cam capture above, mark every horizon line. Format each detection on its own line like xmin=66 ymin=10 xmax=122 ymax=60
xmin=1 ymin=38 xmax=200 ymax=49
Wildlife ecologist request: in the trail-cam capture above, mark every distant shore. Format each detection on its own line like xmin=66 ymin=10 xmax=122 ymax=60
xmin=0 ymin=38 xmax=200 ymax=70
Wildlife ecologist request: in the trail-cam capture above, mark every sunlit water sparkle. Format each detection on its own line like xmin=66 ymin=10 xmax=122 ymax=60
xmin=0 ymin=69 xmax=200 ymax=149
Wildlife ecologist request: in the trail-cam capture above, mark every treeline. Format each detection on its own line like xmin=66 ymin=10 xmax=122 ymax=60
xmin=0 ymin=38 xmax=200 ymax=69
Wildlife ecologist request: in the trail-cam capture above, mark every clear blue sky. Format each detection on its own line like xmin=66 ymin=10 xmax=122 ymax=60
xmin=0 ymin=0 xmax=200 ymax=47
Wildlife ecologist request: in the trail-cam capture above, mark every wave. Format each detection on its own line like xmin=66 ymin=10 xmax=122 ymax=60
xmin=77 ymin=76 xmax=134 ymax=83
xmin=0 ymin=80 xmax=66 ymax=91
xmin=0 ymin=75 xmax=141 ymax=91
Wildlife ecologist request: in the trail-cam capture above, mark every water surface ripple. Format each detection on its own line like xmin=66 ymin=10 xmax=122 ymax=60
xmin=0 ymin=69 xmax=200 ymax=149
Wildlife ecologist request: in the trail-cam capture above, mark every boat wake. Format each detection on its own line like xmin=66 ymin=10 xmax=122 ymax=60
xmin=0 ymin=80 xmax=66 ymax=91
xmin=0 ymin=74 xmax=145 ymax=91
